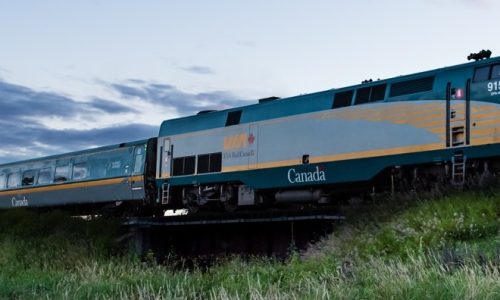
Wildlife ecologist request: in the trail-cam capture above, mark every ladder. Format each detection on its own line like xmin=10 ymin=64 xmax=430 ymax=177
xmin=162 ymin=182 xmax=170 ymax=205
xmin=451 ymin=153 xmax=466 ymax=185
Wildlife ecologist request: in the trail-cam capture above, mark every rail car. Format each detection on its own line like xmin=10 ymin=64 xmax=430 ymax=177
xmin=156 ymin=52 xmax=500 ymax=212
xmin=0 ymin=139 xmax=158 ymax=212
xmin=2 ymin=51 xmax=500 ymax=214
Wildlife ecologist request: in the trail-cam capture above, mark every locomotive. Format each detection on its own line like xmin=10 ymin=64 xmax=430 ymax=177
xmin=2 ymin=52 xmax=500 ymax=214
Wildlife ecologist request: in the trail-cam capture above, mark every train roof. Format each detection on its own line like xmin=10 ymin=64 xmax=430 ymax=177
xmin=159 ymin=55 xmax=500 ymax=137
xmin=0 ymin=139 xmax=150 ymax=168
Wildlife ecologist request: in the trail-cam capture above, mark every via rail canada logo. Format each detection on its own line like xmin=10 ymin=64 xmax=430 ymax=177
xmin=287 ymin=166 xmax=326 ymax=184
xmin=11 ymin=196 xmax=29 ymax=207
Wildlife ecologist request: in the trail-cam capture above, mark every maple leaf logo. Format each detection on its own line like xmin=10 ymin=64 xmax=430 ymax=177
xmin=248 ymin=133 xmax=255 ymax=145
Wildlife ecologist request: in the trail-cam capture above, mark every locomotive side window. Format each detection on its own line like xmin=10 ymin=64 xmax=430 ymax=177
xmin=22 ymin=170 xmax=36 ymax=186
xmin=209 ymin=152 xmax=222 ymax=172
xmin=226 ymin=110 xmax=242 ymax=126
xmin=172 ymin=156 xmax=196 ymax=176
xmin=355 ymin=87 xmax=371 ymax=105
xmin=370 ymin=84 xmax=387 ymax=101
xmin=332 ymin=90 xmax=353 ymax=108
xmin=7 ymin=172 xmax=21 ymax=188
xmin=197 ymin=152 xmax=222 ymax=174
xmin=0 ymin=174 xmax=6 ymax=189
xmin=197 ymin=154 xmax=210 ymax=174
xmin=37 ymin=168 xmax=53 ymax=185
xmin=355 ymin=84 xmax=387 ymax=105
xmin=184 ymin=156 xmax=195 ymax=175
xmin=389 ymin=76 xmax=434 ymax=97
xmin=491 ymin=64 xmax=500 ymax=79
xmin=72 ymin=162 xmax=88 ymax=181
xmin=172 ymin=158 xmax=183 ymax=176
xmin=474 ymin=66 xmax=491 ymax=82
xmin=55 ymin=165 xmax=70 ymax=183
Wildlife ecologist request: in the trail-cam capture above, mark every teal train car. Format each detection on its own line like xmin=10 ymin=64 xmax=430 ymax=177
xmin=156 ymin=52 xmax=500 ymax=212
xmin=0 ymin=139 xmax=157 ymax=212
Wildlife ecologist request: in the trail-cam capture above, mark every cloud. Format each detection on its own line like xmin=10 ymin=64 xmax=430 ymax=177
xmin=235 ymin=40 xmax=255 ymax=47
xmin=0 ymin=122 xmax=158 ymax=164
xmin=107 ymin=80 xmax=252 ymax=116
xmin=88 ymin=98 xmax=138 ymax=114
xmin=0 ymin=66 xmax=7 ymax=77
xmin=0 ymin=79 xmax=156 ymax=164
xmin=461 ymin=0 xmax=491 ymax=5
xmin=426 ymin=0 xmax=492 ymax=8
xmin=0 ymin=80 xmax=135 ymax=124
xmin=182 ymin=65 xmax=215 ymax=75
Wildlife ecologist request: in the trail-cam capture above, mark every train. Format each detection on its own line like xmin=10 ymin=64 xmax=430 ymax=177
xmin=1 ymin=51 xmax=500 ymax=214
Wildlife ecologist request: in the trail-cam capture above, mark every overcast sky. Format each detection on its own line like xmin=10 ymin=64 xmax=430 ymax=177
xmin=0 ymin=0 xmax=499 ymax=163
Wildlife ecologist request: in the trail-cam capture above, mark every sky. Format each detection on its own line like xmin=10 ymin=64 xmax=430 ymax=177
xmin=0 ymin=0 xmax=499 ymax=163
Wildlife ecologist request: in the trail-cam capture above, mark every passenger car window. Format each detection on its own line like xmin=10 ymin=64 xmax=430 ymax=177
xmin=55 ymin=165 xmax=70 ymax=183
xmin=0 ymin=174 xmax=6 ymax=189
xmin=491 ymin=64 xmax=500 ymax=79
xmin=89 ymin=159 xmax=108 ymax=179
xmin=72 ymin=162 xmax=88 ymax=180
xmin=37 ymin=168 xmax=53 ymax=185
xmin=473 ymin=66 xmax=491 ymax=82
xmin=7 ymin=173 xmax=21 ymax=188
xmin=107 ymin=149 xmax=129 ymax=177
xmin=22 ymin=170 xmax=36 ymax=186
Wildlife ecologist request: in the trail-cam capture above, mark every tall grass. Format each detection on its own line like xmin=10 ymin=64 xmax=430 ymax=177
xmin=0 ymin=190 xmax=498 ymax=299
xmin=1 ymin=252 xmax=497 ymax=299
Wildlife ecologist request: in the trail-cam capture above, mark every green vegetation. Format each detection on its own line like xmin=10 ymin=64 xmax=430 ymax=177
xmin=0 ymin=191 xmax=498 ymax=299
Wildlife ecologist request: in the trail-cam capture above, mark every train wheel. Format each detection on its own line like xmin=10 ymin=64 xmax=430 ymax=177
xmin=224 ymin=200 xmax=238 ymax=213
xmin=186 ymin=202 xmax=200 ymax=214
xmin=184 ymin=193 xmax=200 ymax=214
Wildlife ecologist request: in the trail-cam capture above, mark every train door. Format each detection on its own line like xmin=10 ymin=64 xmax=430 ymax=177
xmin=445 ymin=80 xmax=471 ymax=148
xmin=445 ymin=80 xmax=471 ymax=184
xmin=159 ymin=138 xmax=172 ymax=205
xmin=130 ymin=144 xmax=146 ymax=199
xmin=158 ymin=138 xmax=172 ymax=179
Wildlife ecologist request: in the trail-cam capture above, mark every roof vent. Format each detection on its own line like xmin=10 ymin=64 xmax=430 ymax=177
xmin=258 ymin=96 xmax=280 ymax=104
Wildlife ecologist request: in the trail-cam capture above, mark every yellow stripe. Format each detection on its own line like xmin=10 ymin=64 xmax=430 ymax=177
xmin=0 ymin=175 xmax=143 ymax=196
xmin=222 ymin=133 xmax=500 ymax=173
xmin=471 ymin=111 xmax=500 ymax=120
xmin=471 ymin=136 xmax=500 ymax=146
xmin=391 ymin=112 xmax=444 ymax=124
xmin=331 ymin=103 xmax=444 ymax=121
xmin=222 ymin=143 xmax=444 ymax=172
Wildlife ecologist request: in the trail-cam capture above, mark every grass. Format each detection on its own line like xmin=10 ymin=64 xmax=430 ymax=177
xmin=0 ymin=190 xmax=498 ymax=299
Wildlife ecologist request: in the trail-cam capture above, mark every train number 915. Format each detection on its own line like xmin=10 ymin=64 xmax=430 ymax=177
xmin=488 ymin=81 xmax=500 ymax=92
